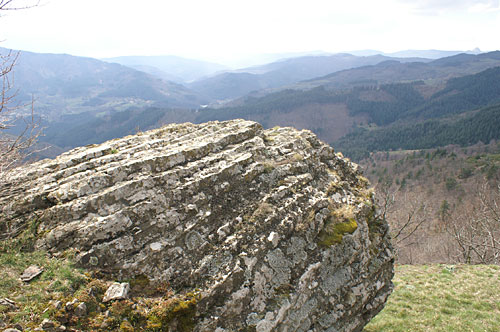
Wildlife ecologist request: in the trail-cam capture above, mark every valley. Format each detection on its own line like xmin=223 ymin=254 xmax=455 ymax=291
xmin=2 ymin=43 xmax=500 ymax=332
xmin=6 ymin=45 xmax=499 ymax=268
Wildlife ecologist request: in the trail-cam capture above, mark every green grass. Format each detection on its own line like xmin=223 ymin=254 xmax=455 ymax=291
xmin=0 ymin=233 xmax=200 ymax=331
xmin=364 ymin=264 xmax=500 ymax=332
xmin=0 ymin=243 xmax=88 ymax=328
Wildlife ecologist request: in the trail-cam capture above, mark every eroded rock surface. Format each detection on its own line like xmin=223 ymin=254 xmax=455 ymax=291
xmin=1 ymin=120 xmax=394 ymax=332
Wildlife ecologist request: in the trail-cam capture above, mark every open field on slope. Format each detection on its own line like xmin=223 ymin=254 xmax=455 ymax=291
xmin=364 ymin=264 xmax=500 ymax=332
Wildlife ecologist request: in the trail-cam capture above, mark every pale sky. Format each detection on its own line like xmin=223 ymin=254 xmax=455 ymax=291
xmin=1 ymin=0 xmax=499 ymax=66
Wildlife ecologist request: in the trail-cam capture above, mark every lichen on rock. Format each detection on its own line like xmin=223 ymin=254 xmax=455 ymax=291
xmin=0 ymin=119 xmax=394 ymax=332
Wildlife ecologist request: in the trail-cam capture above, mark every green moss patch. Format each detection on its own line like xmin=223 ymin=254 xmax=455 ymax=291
xmin=318 ymin=218 xmax=358 ymax=246
xmin=318 ymin=205 xmax=358 ymax=246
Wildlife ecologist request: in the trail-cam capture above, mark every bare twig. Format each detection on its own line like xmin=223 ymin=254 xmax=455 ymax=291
xmin=1 ymin=0 xmax=42 ymax=178
xmin=0 ymin=0 xmax=40 ymax=12
xmin=446 ymin=181 xmax=500 ymax=264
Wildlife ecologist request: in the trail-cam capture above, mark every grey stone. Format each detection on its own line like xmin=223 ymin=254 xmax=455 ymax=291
xmin=52 ymin=300 xmax=62 ymax=310
xmin=40 ymin=318 xmax=56 ymax=329
xmin=0 ymin=120 xmax=394 ymax=331
xmin=0 ymin=298 xmax=17 ymax=311
xmin=19 ymin=265 xmax=43 ymax=282
xmin=65 ymin=298 xmax=78 ymax=312
xmin=3 ymin=329 xmax=21 ymax=332
xmin=74 ymin=302 xmax=87 ymax=317
xmin=102 ymin=282 xmax=130 ymax=302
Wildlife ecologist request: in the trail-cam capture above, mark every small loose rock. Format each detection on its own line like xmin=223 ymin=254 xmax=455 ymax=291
xmin=40 ymin=318 xmax=56 ymax=329
xmin=19 ymin=265 xmax=43 ymax=282
xmin=65 ymin=299 xmax=78 ymax=311
xmin=0 ymin=298 xmax=17 ymax=311
xmin=103 ymin=282 xmax=130 ymax=302
xmin=74 ymin=302 xmax=87 ymax=317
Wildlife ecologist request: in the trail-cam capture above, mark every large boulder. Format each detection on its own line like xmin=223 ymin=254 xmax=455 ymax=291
xmin=0 ymin=120 xmax=394 ymax=331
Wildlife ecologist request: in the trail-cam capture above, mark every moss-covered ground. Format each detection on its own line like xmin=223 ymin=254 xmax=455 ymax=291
xmin=0 ymin=235 xmax=200 ymax=331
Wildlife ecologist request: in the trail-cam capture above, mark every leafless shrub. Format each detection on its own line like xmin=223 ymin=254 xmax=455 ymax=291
xmin=375 ymin=180 xmax=432 ymax=263
xmin=0 ymin=0 xmax=42 ymax=179
xmin=447 ymin=182 xmax=500 ymax=264
xmin=0 ymin=0 xmax=40 ymax=12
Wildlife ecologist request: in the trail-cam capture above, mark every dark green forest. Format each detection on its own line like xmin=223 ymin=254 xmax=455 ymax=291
xmin=408 ymin=66 xmax=500 ymax=119
xmin=345 ymin=82 xmax=426 ymax=125
xmin=335 ymin=103 xmax=500 ymax=160
xmin=194 ymin=66 xmax=500 ymax=161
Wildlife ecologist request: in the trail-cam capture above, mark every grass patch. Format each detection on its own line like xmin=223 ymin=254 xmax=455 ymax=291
xmin=0 ymin=233 xmax=201 ymax=331
xmin=0 ymin=241 xmax=88 ymax=329
xmin=364 ymin=264 xmax=500 ymax=332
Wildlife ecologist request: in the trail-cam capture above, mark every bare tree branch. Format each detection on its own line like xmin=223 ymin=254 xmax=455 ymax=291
xmin=0 ymin=0 xmax=40 ymax=12
xmin=446 ymin=181 xmax=500 ymax=264
xmin=1 ymin=0 xmax=42 ymax=178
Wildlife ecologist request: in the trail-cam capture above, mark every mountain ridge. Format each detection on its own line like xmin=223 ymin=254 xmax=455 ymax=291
xmin=188 ymin=53 xmax=433 ymax=102
xmin=0 ymin=47 xmax=207 ymax=121
xmin=102 ymin=55 xmax=228 ymax=83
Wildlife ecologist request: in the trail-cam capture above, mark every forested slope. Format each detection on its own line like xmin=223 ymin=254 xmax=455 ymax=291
xmin=336 ymin=103 xmax=500 ymax=160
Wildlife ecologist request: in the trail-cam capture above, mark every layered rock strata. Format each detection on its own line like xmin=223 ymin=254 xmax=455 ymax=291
xmin=1 ymin=120 xmax=394 ymax=332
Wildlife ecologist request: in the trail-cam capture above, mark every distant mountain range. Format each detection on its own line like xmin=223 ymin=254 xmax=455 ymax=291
xmin=347 ymin=48 xmax=483 ymax=59
xmin=294 ymin=51 xmax=500 ymax=91
xmin=191 ymin=52 xmax=500 ymax=159
xmin=102 ymin=55 xmax=228 ymax=83
xmin=187 ymin=54 xmax=432 ymax=101
xmin=4 ymin=46 xmax=500 ymax=159
xmin=217 ymin=50 xmax=333 ymax=68
xmin=334 ymin=66 xmax=500 ymax=159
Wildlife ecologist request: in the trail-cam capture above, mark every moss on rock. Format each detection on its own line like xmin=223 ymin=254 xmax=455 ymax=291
xmin=318 ymin=218 xmax=358 ymax=246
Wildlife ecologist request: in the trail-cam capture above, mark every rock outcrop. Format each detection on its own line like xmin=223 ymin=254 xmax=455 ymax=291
xmin=0 ymin=120 xmax=394 ymax=332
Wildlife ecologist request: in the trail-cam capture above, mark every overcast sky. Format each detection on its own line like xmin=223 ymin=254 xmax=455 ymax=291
xmin=1 ymin=0 xmax=499 ymax=66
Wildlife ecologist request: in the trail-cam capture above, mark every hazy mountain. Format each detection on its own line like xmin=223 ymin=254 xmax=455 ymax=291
xmin=42 ymin=51 xmax=500 ymax=154
xmin=102 ymin=55 xmax=228 ymax=83
xmin=219 ymin=50 xmax=333 ymax=68
xmin=188 ymin=53 xmax=431 ymax=101
xmin=238 ymin=53 xmax=427 ymax=75
xmin=39 ymin=107 xmax=195 ymax=150
xmin=0 ymin=47 xmax=206 ymax=120
xmin=124 ymin=64 xmax=185 ymax=83
xmin=348 ymin=48 xmax=483 ymax=59
xmin=387 ymin=48 xmax=482 ymax=59
xmin=296 ymin=51 xmax=500 ymax=90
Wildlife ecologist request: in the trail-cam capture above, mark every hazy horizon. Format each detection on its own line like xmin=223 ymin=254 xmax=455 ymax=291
xmin=0 ymin=45 xmax=493 ymax=70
